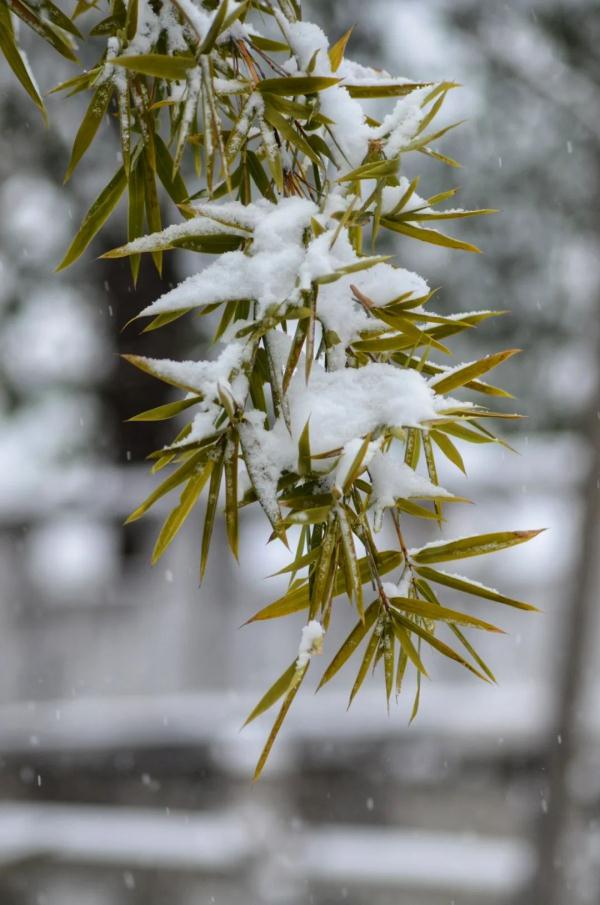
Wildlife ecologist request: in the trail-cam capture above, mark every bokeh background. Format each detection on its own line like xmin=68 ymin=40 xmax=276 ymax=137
xmin=1 ymin=1 xmax=599 ymax=903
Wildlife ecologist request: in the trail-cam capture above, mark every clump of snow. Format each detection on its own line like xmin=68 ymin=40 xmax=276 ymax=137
xmin=296 ymin=620 xmax=324 ymax=669
xmin=140 ymin=197 xmax=317 ymax=319
xmin=369 ymin=443 xmax=451 ymax=521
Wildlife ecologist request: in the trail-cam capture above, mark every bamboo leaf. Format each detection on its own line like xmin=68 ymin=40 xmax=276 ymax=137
xmin=391 ymin=612 xmax=490 ymax=682
xmin=328 ymin=26 xmax=353 ymax=72
xmin=317 ymin=600 xmax=378 ymax=689
xmin=383 ymin=622 xmax=395 ymax=707
xmin=411 ymin=530 xmax=543 ymax=564
xmin=338 ymin=158 xmax=399 ymax=183
xmin=253 ymin=663 xmax=308 ymax=780
xmin=152 ymin=463 xmax=212 ymax=563
xmin=243 ymin=661 xmax=297 ymax=727
xmin=246 ymin=550 xmax=402 ymax=623
xmin=64 ymin=81 xmax=113 ymax=182
xmin=258 ymin=76 xmax=339 ymax=96
xmin=224 ymin=434 xmax=239 ymax=559
xmin=113 ymin=53 xmax=196 ymax=80
xmin=429 ymin=430 xmax=465 ymax=474
xmin=200 ymin=447 xmax=225 ymax=579
xmin=344 ymin=81 xmax=431 ymax=98
xmin=391 ymin=620 xmax=428 ymax=677
xmin=349 ymin=624 xmax=380 ymax=706
xmin=128 ymin=396 xmax=202 ymax=422
xmin=199 ymin=0 xmax=228 ymax=54
xmin=382 ymin=218 xmax=481 ymax=253
xmin=298 ymin=419 xmax=311 ymax=476
xmin=56 ymin=165 xmax=126 ymax=270
xmin=388 ymin=597 xmax=503 ymax=633
xmin=414 ymin=566 xmax=539 ymax=612
xmin=0 ymin=3 xmax=46 ymax=120
xmin=126 ymin=450 xmax=207 ymax=523
xmin=429 ymin=349 xmax=520 ymax=395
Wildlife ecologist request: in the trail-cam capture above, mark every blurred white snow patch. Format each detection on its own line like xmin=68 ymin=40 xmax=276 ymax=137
xmin=2 ymin=285 xmax=111 ymax=388
xmin=0 ymin=174 xmax=71 ymax=263
xmin=26 ymin=515 xmax=119 ymax=604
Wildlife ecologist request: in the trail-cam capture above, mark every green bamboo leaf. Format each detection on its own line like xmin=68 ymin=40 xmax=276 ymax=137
xmin=263 ymin=103 xmax=321 ymax=165
xmin=43 ymin=0 xmax=82 ymax=37
xmin=344 ymin=81 xmax=431 ymax=98
xmin=317 ymin=601 xmax=378 ymax=690
xmin=126 ymin=0 xmax=138 ymax=39
xmin=338 ymin=158 xmax=399 ymax=183
xmin=337 ymin=506 xmax=364 ymax=617
xmin=127 ymin=153 xmax=144 ymax=284
xmin=128 ymin=396 xmax=202 ymax=422
xmin=388 ymin=597 xmax=503 ymax=633
xmin=243 ymin=661 xmax=297 ymax=727
xmin=126 ymin=449 xmax=207 ymax=523
xmin=382 ymin=623 xmax=395 ymax=706
xmin=56 ymin=165 xmax=126 ymax=270
xmin=449 ymin=625 xmax=497 ymax=684
xmin=395 ymin=499 xmax=442 ymax=521
xmin=391 ymin=620 xmax=428 ymax=677
xmin=348 ymin=624 xmax=379 ymax=706
xmin=64 ymin=81 xmax=113 ymax=182
xmin=410 ymin=669 xmax=422 ymax=723
xmin=142 ymin=150 xmax=163 ymax=274
xmin=152 ymin=463 xmax=212 ymax=563
xmin=247 ymin=550 xmax=403 ymax=623
xmin=391 ymin=612 xmax=490 ymax=682
xmin=199 ymin=0 xmax=228 ymax=54
xmin=298 ymin=419 xmax=311 ymax=476
xmin=8 ymin=0 xmax=77 ymax=61
xmin=270 ymin=546 xmax=320 ymax=577
xmin=414 ymin=566 xmax=539 ymax=612
xmin=49 ymin=68 xmax=100 ymax=96
xmin=253 ymin=663 xmax=308 ymax=781
xmin=328 ymin=26 xmax=353 ymax=72
xmin=247 ymin=149 xmax=276 ymax=202
xmin=396 ymin=647 xmax=408 ymax=695
xmin=411 ymin=530 xmax=543 ymax=565
xmin=155 ymin=133 xmax=189 ymax=205
xmin=112 ymin=53 xmax=196 ymax=80
xmin=381 ymin=218 xmax=481 ymax=253
xmin=257 ymin=76 xmax=339 ymax=96
xmin=224 ymin=434 xmax=239 ymax=559
xmin=429 ymin=349 xmax=520 ymax=395
xmin=429 ymin=430 xmax=466 ymax=474
xmin=200 ymin=447 xmax=225 ymax=579
xmin=407 ymin=209 xmax=497 ymax=222
xmin=0 ymin=3 xmax=46 ymax=120
xmin=250 ymin=35 xmax=289 ymax=53
xmin=315 ymin=255 xmax=391 ymax=286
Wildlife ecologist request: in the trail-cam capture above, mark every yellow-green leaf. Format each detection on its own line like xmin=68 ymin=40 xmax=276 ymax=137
xmin=414 ymin=566 xmax=539 ymax=611
xmin=128 ymin=396 xmax=202 ymax=422
xmin=112 ymin=53 xmax=196 ymax=80
xmin=317 ymin=600 xmax=378 ymax=690
xmin=388 ymin=596 xmax=502 ymax=633
xmin=243 ymin=661 xmax=297 ymax=727
xmin=257 ymin=76 xmax=339 ymax=96
xmin=328 ymin=26 xmax=353 ymax=72
xmin=64 ymin=81 xmax=113 ymax=182
xmin=152 ymin=463 xmax=212 ymax=563
xmin=411 ymin=530 xmax=543 ymax=564
xmin=56 ymin=165 xmax=126 ymax=270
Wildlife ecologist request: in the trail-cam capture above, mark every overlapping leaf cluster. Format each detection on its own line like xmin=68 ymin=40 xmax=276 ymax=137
xmin=2 ymin=0 xmax=541 ymax=778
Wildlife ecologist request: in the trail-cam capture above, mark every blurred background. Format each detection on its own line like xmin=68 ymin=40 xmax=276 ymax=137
xmin=0 ymin=1 xmax=599 ymax=903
